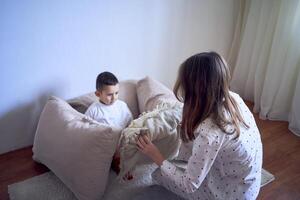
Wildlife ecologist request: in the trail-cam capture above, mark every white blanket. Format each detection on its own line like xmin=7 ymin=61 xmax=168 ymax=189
xmin=118 ymin=102 xmax=183 ymax=178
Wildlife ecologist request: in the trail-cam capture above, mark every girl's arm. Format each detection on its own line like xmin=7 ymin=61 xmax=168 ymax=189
xmin=137 ymin=126 xmax=225 ymax=194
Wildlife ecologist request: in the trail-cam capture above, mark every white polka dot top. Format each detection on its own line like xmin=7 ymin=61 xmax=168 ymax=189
xmin=154 ymin=92 xmax=263 ymax=200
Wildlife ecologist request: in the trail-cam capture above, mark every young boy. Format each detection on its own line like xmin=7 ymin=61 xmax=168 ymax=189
xmin=85 ymin=71 xmax=133 ymax=178
xmin=85 ymin=71 xmax=132 ymax=129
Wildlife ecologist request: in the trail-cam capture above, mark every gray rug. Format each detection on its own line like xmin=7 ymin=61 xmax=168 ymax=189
xmin=260 ymin=168 xmax=275 ymax=187
xmin=8 ymin=167 xmax=274 ymax=200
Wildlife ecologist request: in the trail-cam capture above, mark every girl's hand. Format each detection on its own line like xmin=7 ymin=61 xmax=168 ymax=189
xmin=136 ymin=135 xmax=165 ymax=166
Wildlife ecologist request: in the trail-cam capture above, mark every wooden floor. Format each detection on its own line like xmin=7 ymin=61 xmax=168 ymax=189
xmin=0 ymin=103 xmax=300 ymax=200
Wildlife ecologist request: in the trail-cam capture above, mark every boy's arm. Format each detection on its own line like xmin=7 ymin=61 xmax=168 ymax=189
xmin=85 ymin=104 xmax=96 ymax=119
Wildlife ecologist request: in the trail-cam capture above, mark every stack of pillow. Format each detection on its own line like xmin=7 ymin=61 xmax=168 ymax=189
xmin=32 ymin=77 xmax=181 ymax=200
xmin=118 ymin=77 xmax=182 ymax=178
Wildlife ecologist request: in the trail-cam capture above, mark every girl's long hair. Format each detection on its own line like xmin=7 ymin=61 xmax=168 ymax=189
xmin=173 ymin=52 xmax=249 ymax=142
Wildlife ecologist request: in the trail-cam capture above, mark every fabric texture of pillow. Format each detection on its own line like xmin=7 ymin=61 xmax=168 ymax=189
xmin=145 ymin=93 xmax=179 ymax=112
xmin=118 ymin=102 xmax=183 ymax=179
xmin=67 ymin=92 xmax=98 ymax=113
xmin=32 ymin=96 xmax=121 ymax=200
xmin=118 ymin=80 xmax=139 ymax=119
xmin=136 ymin=76 xmax=177 ymax=113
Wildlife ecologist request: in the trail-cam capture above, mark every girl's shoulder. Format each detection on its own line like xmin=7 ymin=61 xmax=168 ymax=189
xmin=195 ymin=118 xmax=221 ymax=137
xmin=229 ymin=91 xmax=242 ymax=102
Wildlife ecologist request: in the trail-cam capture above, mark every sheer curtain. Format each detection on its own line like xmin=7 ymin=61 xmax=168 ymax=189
xmin=229 ymin=0 xmax=300 ymax=136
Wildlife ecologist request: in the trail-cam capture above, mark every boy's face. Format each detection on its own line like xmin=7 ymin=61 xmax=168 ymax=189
xmin=95 ymin=84 xmax=119 ymax=105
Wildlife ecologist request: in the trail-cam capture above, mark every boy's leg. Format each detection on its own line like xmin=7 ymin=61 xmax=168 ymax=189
xmin=111 ymin=148 xmax=133 ymax=180
xmin=111 ymin=151 xmax=121 ymax=174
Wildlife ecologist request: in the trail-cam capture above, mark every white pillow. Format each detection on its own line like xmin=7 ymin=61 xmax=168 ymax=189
xmin=119 ymin=102 xmax=183 ymax=178
xmin=136 ymin=76 xmax=176 ymax=113
xmin=32 ymin=96 xmax=121 ymax=200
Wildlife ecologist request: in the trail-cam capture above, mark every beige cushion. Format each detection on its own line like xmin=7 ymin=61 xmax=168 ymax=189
xmin=68 ymin=80 xmax=139 ymax=119
xmin=136 ymin=77 xmax=176 ymax=113
xmin=67 ymin=92 xmax=98 ymax=113
xmin=145 ymin=93 xmax=179 ymax=111
xmin=119 ymin=78 xmax=182 ymax=178
xmin=118 ymin=80 xmax=139 ymax=119
xmin=32 ymin=96 xmax=121 ymax=200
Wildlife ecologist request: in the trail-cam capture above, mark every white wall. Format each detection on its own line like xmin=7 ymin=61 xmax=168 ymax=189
xmin=0 ymin=0 xmax=239 ymax=154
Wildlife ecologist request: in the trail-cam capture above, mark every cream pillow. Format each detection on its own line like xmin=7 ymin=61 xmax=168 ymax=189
xmin=136 ymin=76 xmax=176 ymax=113
xmin=119 ymin=77 xmax=182 ymax=178
xmin=119 ymin=102 xmax=183 ymax=178
xmin=32 ymin=96 xmax=121 ymax=200
xmin=67 ymin=92 xmax=98 ymax=114
xmin=118 ymin=80 xmax=139 ymax=119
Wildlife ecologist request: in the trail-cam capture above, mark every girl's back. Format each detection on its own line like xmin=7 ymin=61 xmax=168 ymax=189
xmin=189 ymin=92 xmax=263 ymax=200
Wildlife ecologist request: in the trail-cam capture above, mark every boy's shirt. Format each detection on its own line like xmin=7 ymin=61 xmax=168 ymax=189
xmin=85 ymin=100 xmax=132 ymax=129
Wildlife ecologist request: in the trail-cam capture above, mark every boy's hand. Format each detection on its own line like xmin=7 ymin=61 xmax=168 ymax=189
xmin=136 ymin=135 xmax=165 ymax=166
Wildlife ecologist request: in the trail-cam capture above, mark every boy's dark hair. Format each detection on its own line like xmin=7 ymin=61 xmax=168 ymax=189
xmin=96 ymin=71 xmax=119 ymax=90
